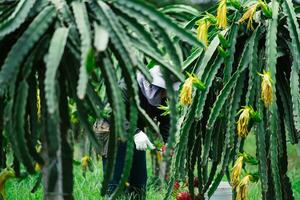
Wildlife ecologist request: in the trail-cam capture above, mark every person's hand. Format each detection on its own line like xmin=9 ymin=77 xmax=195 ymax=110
xmin=134 ymin=131 xmax=155 ymax=151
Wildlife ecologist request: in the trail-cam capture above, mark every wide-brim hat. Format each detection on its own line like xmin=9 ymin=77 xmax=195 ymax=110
xmin=149 ymin=65 xmax=181 ymax=91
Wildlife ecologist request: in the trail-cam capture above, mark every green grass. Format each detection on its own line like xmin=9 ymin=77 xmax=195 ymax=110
xmin=4 ymin=154 xmax=166 ymax=200
xmin=5 ymin=161 xmax=101 ymax=199
xmin=4 ymin=135 xmax=300 ymax=199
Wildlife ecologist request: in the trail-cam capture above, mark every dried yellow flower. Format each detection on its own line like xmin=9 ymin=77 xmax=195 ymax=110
xmin=157 ymin=151 xmax=162 ymax=163
xmin=81 ymin=155 xmax=91 ymax=171
xmin=230 ymin=156 xmax=244 ymax=188
xmin=217 ymin=0 xmax=227 ymax=29
xmin=236 ymin=175 xmax=252 ymax=200
xmin=196 ymin=19 xmax=210 ymax=47
xmin=35 ymin=141 xmax=42 ymax=153
xmin=259 ymin=70 xmax=273 ymax=107
xmin=0 ymin=168 xmax=15 ymax=199
xmin=238 ymin=3 xmax=259 ymax=30
xmin=180 ymin=73 xmax=205 ymax=106
xmin=236 ymin=106 xmax=253 ymax=137
xmin=180 ymin=77 xmax=193 ymax=105
xmin=34 ymin=162 xmax=42 ymax=172
xmin=37 ymin=88 xmax=41 ymax=121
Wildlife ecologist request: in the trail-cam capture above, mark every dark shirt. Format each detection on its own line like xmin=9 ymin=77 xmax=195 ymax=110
xmin=120 ymin=80 xmax=170 ymax=143
xmin=137 ymin=89 xmax=170 ymax=143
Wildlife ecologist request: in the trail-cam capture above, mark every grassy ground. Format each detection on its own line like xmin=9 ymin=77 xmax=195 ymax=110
xmin=5 ymin=160 xmax=166 ymax=200
xmin=4 ymin=135 xmax=300 ymax=199
xmin=4 ymin=147 xmax=167 ymax=200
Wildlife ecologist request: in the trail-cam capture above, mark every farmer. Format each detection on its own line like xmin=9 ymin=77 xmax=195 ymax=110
xmin=101 ymin=65 xmax=179 ymax=199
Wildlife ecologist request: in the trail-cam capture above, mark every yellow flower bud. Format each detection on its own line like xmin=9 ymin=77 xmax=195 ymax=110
xmin=35 ymin=141 xmax=42 ymax=153
xmin=125 ymin=182 xmax=130 ymax=187
xmin=238 ymin=3 xmax=259 ymax=30
xmin=258 ymin=70 xmax=273 ymax=107
xmin=230 ymin=156 xmax=244 ymax=188
xmin=196 ymin=19 xmax=210 ymax=47
xmin=217 ymin=0 xmax=227 ymax=29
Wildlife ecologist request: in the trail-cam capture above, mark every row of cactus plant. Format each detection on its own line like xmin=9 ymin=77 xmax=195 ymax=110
xmin=163 ymin=0 xmax=299 ymax=200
